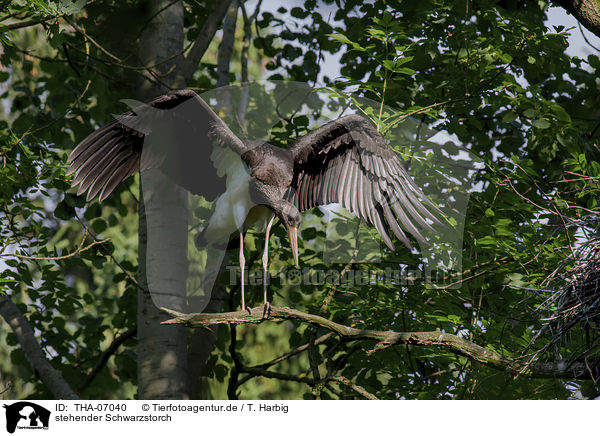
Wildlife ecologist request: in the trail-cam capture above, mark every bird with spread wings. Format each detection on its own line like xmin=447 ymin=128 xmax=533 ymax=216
xmin=67 ymin=88 xmax=443 ymax=310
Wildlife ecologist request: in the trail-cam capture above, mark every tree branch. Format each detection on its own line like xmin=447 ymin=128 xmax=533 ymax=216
xmin=4 ymin=227 xmax=110 ymax=261
xmin=240 ymin=365 xmax=314 ymax=385
xmin=66 ymin=18 xmax=123 ymax=62
xmin=0 ymin=295 xmax=80 ymax=399
xmin=326 ymin=375 xmax=379 ymax=400
xmin=555 ymin=0 xmax=600 ymax=39
xmin=239 ymin=0 xmax=262 ymax=83
xmin=0 ymin=18 xmax=48 ymax=32
xmin=162 ymin=304 xmax=600 ymax=381
xmin=216 ymin=1 xmax=238 ymax=88
xmin=174 ymin=0 xmax=233 ymax=87
xmin=78 ymin=328 xmax=137 ymax=392
xmin=237 ymin=332 xmax=334 ymax=385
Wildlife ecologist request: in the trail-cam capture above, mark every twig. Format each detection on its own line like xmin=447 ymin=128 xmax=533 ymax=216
xmin=62 ymin=42 xmax=80 ymax=77
xmin=78 ymin=328 xmax=136 ymax=392
xmin=0 ymin=381 xmax=13 ymax=397
xmin=4 ymin=228 xmax=110 ymax=261
xmin=507 ymin=159 xmax=577 ymax=259
xmin=380 ymin=85 xmax=512 ymax=135
xmin=13 ymin=45 xmax=65 ymax=63
xmin=489 ymin=161 xmax=556 ymax=216
xmin=429 ymin=264 xmax=498 ymax=289
xmin=326 ymin=375 xmax=378 ymax=400
xmin=237 ymin=332 xmax=333 ymax=386
xmin=66 ymin=19 xmax=123 ymax=62
xmin=64 ymin=43 xmax=170 ymax=90
xmin=578 ymin=21 xmax=600 ymax=53
xmin=74 ymin=215 xmax=140 ymax=289
xmin=240 ymin=366 xmax=314 ymax=385
xmin=247 ymin=332 xmax=333 ymax=372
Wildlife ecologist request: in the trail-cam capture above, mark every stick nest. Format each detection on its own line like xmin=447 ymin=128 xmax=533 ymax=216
xmin=541 ymin=237 xmax=600 ymax=362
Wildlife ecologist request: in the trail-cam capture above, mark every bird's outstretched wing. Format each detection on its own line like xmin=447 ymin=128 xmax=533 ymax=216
xmin=290 ymin=114 xmax=443 ymax=250
xmin=67 ymin=89 xmax=248 ymax=201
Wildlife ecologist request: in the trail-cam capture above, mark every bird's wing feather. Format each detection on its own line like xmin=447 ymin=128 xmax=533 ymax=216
xmin=67 ymin=89 xmax=248 ymax=201
xmin=290 ymin=114 xmax=442 ymax=250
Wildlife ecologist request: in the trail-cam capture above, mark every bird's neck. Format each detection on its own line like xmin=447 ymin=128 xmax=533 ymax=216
xmin=267 ymin=199 xmax=292 ymax=220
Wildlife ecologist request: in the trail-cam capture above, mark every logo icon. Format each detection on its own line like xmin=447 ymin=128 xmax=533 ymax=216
xmin=3 ymin=402 xmax=50 ymax=433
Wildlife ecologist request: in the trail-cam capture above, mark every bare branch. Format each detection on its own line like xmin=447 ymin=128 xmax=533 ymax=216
xmin=381 ymin=85 xmax=512 ymax=135
xmin=578 ymin=21 xmax=600 ymax=53
xmin=175 ymin=0 xmax=233 ymax=87
xmin=162 ymin=304 xmax=600 ymax=380
xmin=217 ymin=1 xmax=238 ymax=88
xmin=0 ymin=295 xmax=80 ymax=399
xmin=326 ymin=375 xmax=379 ymax=400
xmin=75 ymin=216 xmax=141 ymax=289
xmin=240 ymin=365 xmax=314 ymax=385
xmin=239 ymin=0 xmax=262 ymax=83
xmin=66 ymin=18 xmax=123 ymax=62
xmin=78 ymin=328 xmax=136 ymax=392
xmin=4 ymin=227 xmax=110 ymax=261
xmin=237 ymin=332 xmax=334 ymax=386
xmin=260 ymin=332 xmax=333 ymax=370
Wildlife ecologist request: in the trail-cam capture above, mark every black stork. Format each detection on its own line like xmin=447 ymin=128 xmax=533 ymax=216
xmin=67 ymin=89 xmax=442 ymax=309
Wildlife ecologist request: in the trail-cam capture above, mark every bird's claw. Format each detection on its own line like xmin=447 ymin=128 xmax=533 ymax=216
xmin=262 ymin=301 xmax=271 ymax=318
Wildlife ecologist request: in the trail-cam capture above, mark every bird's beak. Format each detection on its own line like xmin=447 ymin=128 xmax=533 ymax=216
xmin=288 ymin=226 xmax=299 ymax=268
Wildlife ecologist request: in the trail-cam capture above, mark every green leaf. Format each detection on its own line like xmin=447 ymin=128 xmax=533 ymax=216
xmin=58 ymin=0 xmax=87 ymax=15
xmin=290 ymin=7 xmax=308 ymax=19
xmin=395 ymin=67 xmax=416 ymax=75
xmin=532 ymin=118 xmax=550 ymax=129
xmin=328 ymin=33 xmax=353 ymax=46
xmin=502 ymin=111 xmax=517 ymax=123
xmin=92 ymin=219 xmax=107 ymax=234
xmin=54 ymin=201 xmax=72 ymax=220
xmin=477 ymin=236 xmax=497 ymax=246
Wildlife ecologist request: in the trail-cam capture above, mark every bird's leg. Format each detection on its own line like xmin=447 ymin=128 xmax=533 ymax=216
xmin=262 ymin=214 xmax=276 ymax=311
xmin=239 ymin=231 xmax=248 ymax=311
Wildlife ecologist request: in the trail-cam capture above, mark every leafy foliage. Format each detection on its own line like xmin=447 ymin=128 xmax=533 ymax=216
xmin=1 ymin=0 xmax=599 ymax=400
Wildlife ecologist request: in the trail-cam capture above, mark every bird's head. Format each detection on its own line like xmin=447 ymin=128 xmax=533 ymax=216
xmin=277 ymin=202 xmax=301 ymax=268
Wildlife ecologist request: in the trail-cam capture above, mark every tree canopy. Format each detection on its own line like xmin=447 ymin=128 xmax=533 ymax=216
xmin=0 ymin=0 xmax=599 ymax=400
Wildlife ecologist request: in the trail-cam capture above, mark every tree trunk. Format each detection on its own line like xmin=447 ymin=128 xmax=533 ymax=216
xmin=136 ymin=0 xmax=189 ymax=400
xmin=133 ymin=0 xmax=234 ymax=399
xmin=187 ymin=1 xmax=239 ymax=398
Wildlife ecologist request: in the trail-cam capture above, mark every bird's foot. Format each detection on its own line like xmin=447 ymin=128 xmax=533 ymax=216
xmin=262 ymin=301 xmax=271 ymax=318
